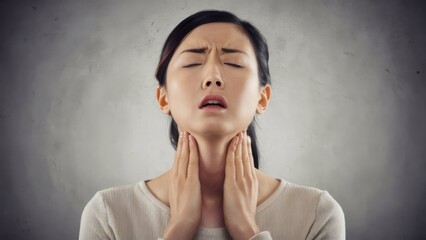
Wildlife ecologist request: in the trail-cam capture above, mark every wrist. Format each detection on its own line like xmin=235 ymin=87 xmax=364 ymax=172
xmin=228 ymin=222 xmax=260 ymax=240
xmin=162 ymin=220 xmax=198 ymax=240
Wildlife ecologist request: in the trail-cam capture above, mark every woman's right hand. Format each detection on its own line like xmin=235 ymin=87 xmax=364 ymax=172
xmin=162 ymin=131 xmax=201 ymax=239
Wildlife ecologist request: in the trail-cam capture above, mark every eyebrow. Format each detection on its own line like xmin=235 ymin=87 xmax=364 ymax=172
xmin=179 ymin=47 xmax=247 ymax=55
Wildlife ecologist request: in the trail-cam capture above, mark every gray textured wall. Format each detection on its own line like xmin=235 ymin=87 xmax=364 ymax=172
xmin=1 ymin=0 xmax=425 ymax=239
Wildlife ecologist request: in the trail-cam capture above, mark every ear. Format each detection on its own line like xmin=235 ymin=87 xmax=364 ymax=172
xmin=256 ymin=84 xmax=271 ymax=114
xmin=156 ymin=86 xmax=170 ymax=114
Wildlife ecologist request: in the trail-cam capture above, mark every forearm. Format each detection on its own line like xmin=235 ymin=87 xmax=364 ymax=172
xmin=161 ymin=219 xmax=198 ymax=240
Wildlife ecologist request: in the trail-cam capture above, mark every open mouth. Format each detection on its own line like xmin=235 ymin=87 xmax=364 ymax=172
xmin=199 ymin=95 xmax=228 ymax=109
xmin=200 ymin=100 xmax=226 ymax=108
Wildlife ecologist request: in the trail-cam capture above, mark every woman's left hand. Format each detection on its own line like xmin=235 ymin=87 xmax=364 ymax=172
xmin=223 ymin=131 xmax=260 ymax=240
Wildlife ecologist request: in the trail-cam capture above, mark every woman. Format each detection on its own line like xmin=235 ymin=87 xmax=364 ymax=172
xmin=79 ymin=10 xmax=345 ymax=240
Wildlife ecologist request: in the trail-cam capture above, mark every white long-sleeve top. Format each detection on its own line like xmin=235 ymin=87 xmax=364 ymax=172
xmin=79 ymin=179 xmax=345 ymax=239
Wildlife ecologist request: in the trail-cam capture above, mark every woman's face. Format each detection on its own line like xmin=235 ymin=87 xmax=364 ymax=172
xmin=158 ymin=22 xmax=270 ymax=137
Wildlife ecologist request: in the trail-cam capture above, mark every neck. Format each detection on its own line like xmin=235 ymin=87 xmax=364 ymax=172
xmin=191 ymin=133 xmax=234 ymax=227
xmin=192 ymin=134 xmax=232 ymax=198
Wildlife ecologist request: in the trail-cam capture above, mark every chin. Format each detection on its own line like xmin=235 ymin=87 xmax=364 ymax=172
xmin=194 ymin=123 xmax=251 ymax=139
xmin=176 ymin=116 xmax=252 ymax=137
xmin=190 ymin=122 xmax=234 ymax=137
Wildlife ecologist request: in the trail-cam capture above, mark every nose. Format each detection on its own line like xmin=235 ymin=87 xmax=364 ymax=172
xmin=203 ymin=79 xmax=224 ymax=88
xmin=201 ymin=61 xmax=224 ymax=90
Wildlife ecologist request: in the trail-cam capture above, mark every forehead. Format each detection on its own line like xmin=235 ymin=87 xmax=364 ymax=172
xmin=177 ymin=22 xmax=254 ymax=53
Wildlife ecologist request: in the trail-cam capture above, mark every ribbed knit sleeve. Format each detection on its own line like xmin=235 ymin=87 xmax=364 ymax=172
xmin=306 ymin=191 xmax=345 ymax=240
xmin=79 ymin=192 xmax=115 ymax=240
xmin=248 ymin=231 xmax=272 ymax=240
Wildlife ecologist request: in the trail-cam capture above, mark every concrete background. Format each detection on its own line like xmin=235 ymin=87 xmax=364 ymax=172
xmin=1 ymin=0 xmax=425 ymax=239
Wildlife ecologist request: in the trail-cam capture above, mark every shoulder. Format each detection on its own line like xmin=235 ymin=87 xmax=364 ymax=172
xmin=80 ymin=181 xmax=148 ymax=225
xmin=283 ymin=181 xmax=344 ymax=220
xmin=283 ymin=181 xmax=324 ymax=199
xmin=79 ymin=183 xmax=140 ymax=239
xmin=98 ymin=182 xmax=140 ymax=199
xmin=79 ymin=181 xmax=169 ymax=239
xmin=283 ymin=181 xmax=345 ymax=239
xmin=81 ymin=182 xmax=141 ymax=218
xmin=92 ymin=182 xmax=141 ymax=208
xmin=309 ymin=189 xmax=345 ymax=239
xmin=256 ymin=179 xmax=345 ymax=239
xmin=259 ymin=180 xmax=325 ymax=217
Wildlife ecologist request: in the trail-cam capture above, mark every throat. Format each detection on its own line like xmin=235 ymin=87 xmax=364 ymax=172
xmin=200 ymin=196 xmax=225 ymax=228
xmin=199 ymin=168 xmax=226 ymax=228
xmin=189 ymin=134 xmax=232 ymax=228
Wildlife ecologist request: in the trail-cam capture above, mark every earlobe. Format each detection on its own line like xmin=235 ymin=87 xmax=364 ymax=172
xmin=156 ymin=86 xmax=170 ymax=114
xmin=256 ymin=85 xmax=271 ymax=114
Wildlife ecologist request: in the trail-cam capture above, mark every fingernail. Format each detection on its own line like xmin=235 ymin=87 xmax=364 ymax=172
xmin=248 ymin=136 xmax=251 ymax=144
xmin=179 ymin=131 xmax=183 ymax=137
xmin=188 ymin=135 xmax=193 ymax=144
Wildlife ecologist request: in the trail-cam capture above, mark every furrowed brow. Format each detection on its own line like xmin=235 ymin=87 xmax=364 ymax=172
xmin=179 ymin=47 xmax=247 ymax=55
xmin=221 ymin=48 xmax=247 ymax=55
xmin=179 ymin=48 xmax=207 ymax=55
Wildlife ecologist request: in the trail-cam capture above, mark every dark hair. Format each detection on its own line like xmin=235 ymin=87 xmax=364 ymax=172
xmin=155 ymin=10 xmax=271 ymax=169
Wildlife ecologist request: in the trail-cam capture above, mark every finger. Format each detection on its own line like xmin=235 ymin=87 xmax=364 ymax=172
xmin=187 ymin=135 xmax=199 ymax=180
xmin=235 ymin=132 xmax=244 ymax=180
xmin=242 ymin=131 xmax=251 ymax=178
xmin=225 ymin=136 xmax=239 ymax=181
xmin=172 ymin=131 xmax=184 ymax=177
xmin=177 ymin=131 xmax=189 ymax=178
xmin=248 ymin=135 xmax=256 ymax=177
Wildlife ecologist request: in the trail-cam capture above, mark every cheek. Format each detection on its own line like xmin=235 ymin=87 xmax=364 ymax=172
xmin=231 ymin=71 xmax=260 ymax=102
xmin=230 ymin=78 xmax=260 ymax=117
xmin=165 ymin=79 xmax=200 ymax=118
xmin=166 ymin=64 xmax=201 ymax=89
xmin=241 ymin=88 xmax=260 ymax=113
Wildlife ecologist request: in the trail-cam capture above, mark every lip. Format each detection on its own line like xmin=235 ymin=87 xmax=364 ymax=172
xmin=199 ymin=94 xmax=228 ymax=109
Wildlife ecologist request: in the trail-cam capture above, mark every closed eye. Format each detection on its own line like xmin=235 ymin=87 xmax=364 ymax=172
xmin=225 ymin=63 xmax=243 ymax=68
xmin=183 ymin=63 xmax=202 ymax=68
